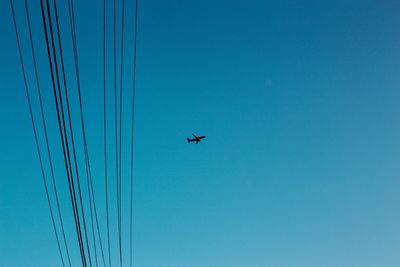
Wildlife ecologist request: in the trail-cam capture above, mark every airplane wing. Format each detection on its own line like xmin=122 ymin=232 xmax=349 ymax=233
xmin=192 ymin=133 xmax=197 ymax=138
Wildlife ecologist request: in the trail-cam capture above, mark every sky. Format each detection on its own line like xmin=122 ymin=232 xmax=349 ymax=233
xmin=1 ymin=0 xmax=400 ymax=266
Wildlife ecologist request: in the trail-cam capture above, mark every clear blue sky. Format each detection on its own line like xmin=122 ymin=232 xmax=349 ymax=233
xmin=1 ymin=0 xmax=400 ymax=266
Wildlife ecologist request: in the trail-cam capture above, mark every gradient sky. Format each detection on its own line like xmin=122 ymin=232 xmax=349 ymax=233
xmin=1 ymin=0 xmax=400 ymax=266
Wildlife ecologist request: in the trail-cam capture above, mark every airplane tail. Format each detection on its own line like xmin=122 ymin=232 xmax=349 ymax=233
xmin=187 ymin=138 xmax=190 ymax=143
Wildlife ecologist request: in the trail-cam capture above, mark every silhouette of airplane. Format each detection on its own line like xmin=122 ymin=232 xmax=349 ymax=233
xmin=187 ymin=134 xmax=206 ymax=144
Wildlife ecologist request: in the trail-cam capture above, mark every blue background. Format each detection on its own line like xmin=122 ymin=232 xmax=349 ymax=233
xmin=1 ymin=0 xmax=400 ymax=266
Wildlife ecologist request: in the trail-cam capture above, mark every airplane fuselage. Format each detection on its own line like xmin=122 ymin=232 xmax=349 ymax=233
xmin=187 ymin=134 xmax=206 ymax=144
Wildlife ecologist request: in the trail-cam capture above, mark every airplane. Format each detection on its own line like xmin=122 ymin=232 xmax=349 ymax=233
xmin=187 ymin=134 xmax=206 ymax=144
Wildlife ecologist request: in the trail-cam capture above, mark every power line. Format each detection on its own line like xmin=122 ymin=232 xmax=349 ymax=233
xmin=50 ymin=1 xmax=95 ymax=266
xmin=65 ymin=0 xmax=107 ymax=265
xmin=39 ymin=0 xmax=88 ymax=265
xmin=14 ymin=1 xmax=141 ymax=266
xmin=130 ymin=0 xmax=139 ymax=266
xmin=10 ymin=1 xmax=66 ymax=266
xmin=104 ymin=0 xmax=112 ymax=265
xmin=24 ymin=0 xmax=73 ymax=265
xmin=84 ymin=147 xmax=107 ymax=267
xmin=48 ymin=0 xmax=94 ymax=265
xmin=113 ymin=0 xmax=122 ymax=265
xmin=118 ymin=0 xmax=126 ymax=265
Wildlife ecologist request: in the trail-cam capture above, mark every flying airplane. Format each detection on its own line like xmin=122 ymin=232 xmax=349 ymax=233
xmin=187 ymin=134 xmax=206 ymax=144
